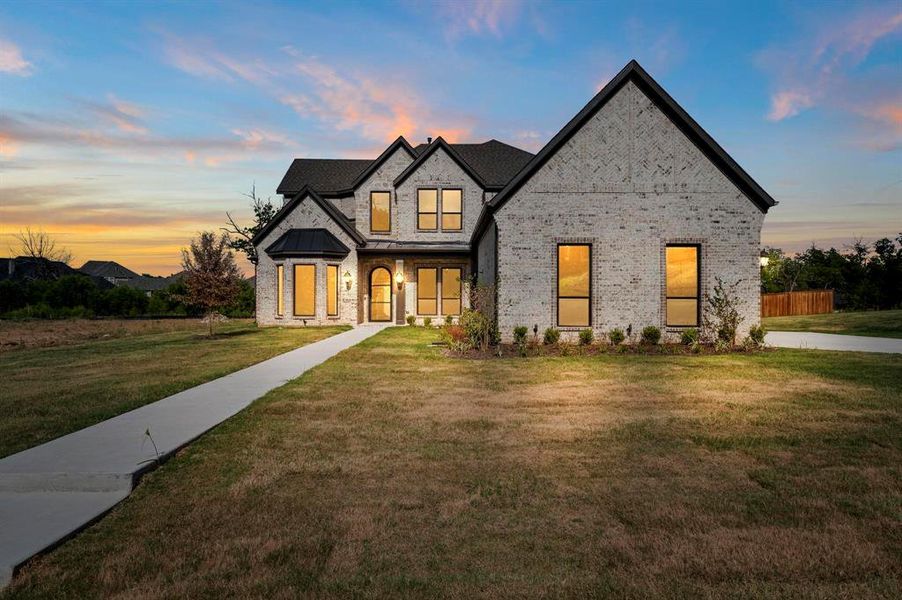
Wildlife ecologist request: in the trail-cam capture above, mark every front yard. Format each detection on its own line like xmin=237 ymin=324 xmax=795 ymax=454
xmin=5 ymin=327 xmax=900 ymax=598
xmin=0 ymin=319 xmax=348 ymax=458
xmin=764 ymin=308 xmax=902 ymax=338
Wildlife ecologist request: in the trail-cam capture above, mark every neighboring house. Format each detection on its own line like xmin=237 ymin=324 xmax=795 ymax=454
xmin=78 ymin=260 xmax=139 ymax=285
xmin=252 ymin=61 xmax=775 ymax=340
xmin=1 ymin=256 xmax=113 ymax=288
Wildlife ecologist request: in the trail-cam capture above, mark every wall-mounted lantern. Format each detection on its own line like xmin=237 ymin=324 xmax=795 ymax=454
xmin=343 ymin=270 xmax=352 ymax=291
xmin=395 ymin=270 xmax=405 ymax=290
xmin=759 ymin=250 xmax=770 ymax=267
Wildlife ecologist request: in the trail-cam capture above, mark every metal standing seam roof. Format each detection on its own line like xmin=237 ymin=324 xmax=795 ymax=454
xmin=264 ymin=228 xmax=352 ymax=258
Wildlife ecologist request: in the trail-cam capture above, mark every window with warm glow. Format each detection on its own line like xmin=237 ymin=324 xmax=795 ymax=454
xmin=441 ymin=189 xmax=462 ymax=231
xmin=370 ymin=191 xmax=390 ymax=233
xmin=665 ymin=245 xmax=699 ymax=327
xmin=276 ymin=264 xmax=284 ymax=316
xmin=293 ymin=264 xmax=315 ymax=317
xmin=417 ymin=189 xmax=438 ymax=230
xmin=441 ymin=267 xmax=462 ymax=315
xmin=557 ymin=244 xmax=590 ymax=327
xmin=327 ymin=265 xmax=339 ymax=316
xmin=417 ymin=267 xmax=437 ymax=315
xmin=370 ymin=267 xmax=392 ymax=322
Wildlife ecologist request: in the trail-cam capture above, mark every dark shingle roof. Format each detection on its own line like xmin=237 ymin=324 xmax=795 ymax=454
xmin=276 ymin=159 xmax=372 ymax=195
xmin=265 ymin=228 xmax=351 ymax=258
xmin=79 ymin=260 xmax=139 ymax=279
xmin=414 ymin=140 xmax=534 ymax=189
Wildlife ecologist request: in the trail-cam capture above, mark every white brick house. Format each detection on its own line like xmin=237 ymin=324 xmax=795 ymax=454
xmin=253 ymin=61 xmax=775 ymax=340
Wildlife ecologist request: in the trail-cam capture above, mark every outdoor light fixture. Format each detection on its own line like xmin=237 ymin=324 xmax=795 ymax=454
xmin=343 ymin=270 xmax=352 ymax=291
xmin=395 ymin=270 xmax=405 ymax=290
xmin=759 ymin=250 xmax=769 ymax=267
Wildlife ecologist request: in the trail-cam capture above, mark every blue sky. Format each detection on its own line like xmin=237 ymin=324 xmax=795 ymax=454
xmin=1 ymin=0 xmax=900 ymax=274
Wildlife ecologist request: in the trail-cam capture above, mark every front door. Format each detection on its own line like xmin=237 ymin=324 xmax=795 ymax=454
xmin=369 ymin=267 xmax=392 ymax=322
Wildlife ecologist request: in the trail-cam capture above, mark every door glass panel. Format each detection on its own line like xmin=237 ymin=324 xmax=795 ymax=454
xmin=370 ymin=267 xmax=392 ymax=322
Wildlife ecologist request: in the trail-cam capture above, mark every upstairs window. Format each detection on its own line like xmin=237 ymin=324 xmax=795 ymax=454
xmin=326 ymin=265 xmax=339 ymax=317
xmin=293 ymin=264 xmax=315 ymax=317
xmin=557 ymin=244 xmax=590 ymax=327
xmin=417 ymin=189 xmax=438 ymax=230
xmin=441 ymin=267 xmax=462 ymax=315
xmin=665 ymin=245 xmax=699 ymax=327
xmin=417 ymin=267 xmax=438 ymax=315
xmin=441 ymin=189 xmax=462 ymax=231
xmin=370 ymin=191 xmax=391 ymax=233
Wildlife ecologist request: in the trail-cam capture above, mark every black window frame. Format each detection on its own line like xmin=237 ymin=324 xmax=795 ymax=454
xmin=293 ymin=263 xmax=316 ymax=318
xmin=556 ymin=243 xmax=592 ymax=328
xmin=441 ymin=267 xmax=462 ymax=315
xmin=417 ymin=188 xmax=438 ymax=231
xmin=416 ymin=267 xmax=438 ymax=316
xmin=369 ymin=266 xmax=393 ymax=322
xmin=664 ymin=243 xmax=701 ymax=328
xmin=369 ymin=190 xmax=392 ymax=234
xmin=440 ymin=188 xmax=463 ymax=232
xmin=326 ymin=264 xmax=340 ymax=317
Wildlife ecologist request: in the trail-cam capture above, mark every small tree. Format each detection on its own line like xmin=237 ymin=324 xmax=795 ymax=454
xmin=13 ymin=227 xmax=73 ymax=278
xmin=704 ymin=277 xmax=744 ymax=347
xmin=222 ymin=184 xmax=279 ymax=265
xmin=181 ymin=232 xmax=242 ymax=336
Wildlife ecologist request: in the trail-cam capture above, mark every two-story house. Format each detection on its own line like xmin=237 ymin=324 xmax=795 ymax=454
xmin=252 ymin=60 xmax=775 ymax=339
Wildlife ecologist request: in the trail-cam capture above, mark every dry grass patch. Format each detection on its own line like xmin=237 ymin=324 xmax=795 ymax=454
xmin=5 ymin=327 xmax=901 ymax=598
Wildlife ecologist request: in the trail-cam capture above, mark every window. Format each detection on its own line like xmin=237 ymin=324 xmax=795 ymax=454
xmin=441 ymin=267 xmax=462 ymax=315
xmin=327 ymin=265 xmax=339 ymax=317
xmin=370 ymin=267 xmax=392 ymax=322
xmin=417 ymin=267 xmax=438 ymax=315
xmin=370 ymin=191 xmax=390 ymax=233
xmin=293 ymin=264 xmax=315 ymax=317
xmin=441 ymin=189 xmax=462 ymax=231
xmin=666 ymin=245 xmax=699 ymax=327
xmin=276 ymin=264 xmax=284 ymax=316
xmin=557 ymin=244 xmax=590 ymax=327
xmin=417 ymin=189 xmax=438 ymax=230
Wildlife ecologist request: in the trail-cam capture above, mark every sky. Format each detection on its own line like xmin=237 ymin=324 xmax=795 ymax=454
xmin=1 ymin=0 xmax=900 ymax=275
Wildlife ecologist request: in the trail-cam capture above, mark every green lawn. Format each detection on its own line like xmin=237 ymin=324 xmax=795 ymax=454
xmin=764 ymin=309 xmax=902 ymax=338
xmin=0 ymin=320 xmax=348 ymax=458
xmin=5 ymin=327 xmax=901 ymax=598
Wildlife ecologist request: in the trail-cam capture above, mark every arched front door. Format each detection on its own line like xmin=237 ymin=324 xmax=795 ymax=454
xmin=369 ymin=267 xmax=392 ymax=322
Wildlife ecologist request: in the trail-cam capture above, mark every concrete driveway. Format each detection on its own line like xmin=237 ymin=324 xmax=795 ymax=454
xmin=766 ymin=331 xmax=902 ymax=354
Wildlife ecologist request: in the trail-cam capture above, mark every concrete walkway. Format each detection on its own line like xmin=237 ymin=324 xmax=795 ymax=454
xmin=766 ymin=331 xmax=902 ymax=354
xmin=0 ymin=324 xmax=388 ymax=587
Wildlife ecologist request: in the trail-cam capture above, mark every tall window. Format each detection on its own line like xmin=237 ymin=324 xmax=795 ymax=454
xmin=417 ymin=267 xmax=438 ymax=315
xmin=370 ymin=267 xmax=392 ymax=322
xmin=666 ymin=245 xmax=699 ymax=327
xmin=557 ymin=244 xmax=590 ymax=327
xmin=370 ymin=191 xmax=390 ymax=233
xmin=276 ymin=264 xmax=284 ymax=316
xmin=441 ymin=268 xmax=462 ymax=315
xmin=417 ymin=189 xmax=438 ymax=230
xmin=441 ymin=189 xmax=462 ymax=231
xmin=327 ymin=265 xmax=339 ymax=317
xmin=293 ymin=264 xmax=315 ymax=317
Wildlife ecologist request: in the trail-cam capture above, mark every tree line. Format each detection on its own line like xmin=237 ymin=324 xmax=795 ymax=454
xmin=761 ymin=234 xmax=902 ymax=310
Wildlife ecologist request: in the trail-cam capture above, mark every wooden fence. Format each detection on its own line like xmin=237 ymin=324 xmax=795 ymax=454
xmin=761 ymin=290 xmax=834 ymax=317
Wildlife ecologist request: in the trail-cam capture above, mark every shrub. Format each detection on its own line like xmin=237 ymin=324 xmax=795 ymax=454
xmin=513 ymin=326 xmax=528 ymax=345
xmin=543 ymin=327 xmax=560 ymax=345
xmin=440 ymin=324 xmax=468 ymax=353
xmin=704 ymin=277 xmax=744 ymax=347
xmin=747 ymin=323 xmax=766 ymax=348
xmin=680 ymin=328 xmax=699 ymax=345
xmin=578 ymin=328 xmax=594 ymax=345
xmin=460 ymin=308 xmax=493 ymax=352
xmin=423 ymin=317 xmax=432 ymax=328
xmin=406 ymin=315 xmax=416 ymax=326
xmin=608 ymin=328 xmax=625 ymax=345
xmin=444 ymin=314 xmax=454 ymax=326
xmin=640 ymin=326 xmax=661 ymax=345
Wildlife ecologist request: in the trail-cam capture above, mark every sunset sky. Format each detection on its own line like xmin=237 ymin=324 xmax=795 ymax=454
xmin=1 ymin=0 xmax=900 ymax=275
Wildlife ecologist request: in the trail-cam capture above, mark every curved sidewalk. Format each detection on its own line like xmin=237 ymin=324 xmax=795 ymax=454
xmin=766 ymin=331 xmax=902 ymax=354
xmin=0 ymin=324 xmax=389 ymax=587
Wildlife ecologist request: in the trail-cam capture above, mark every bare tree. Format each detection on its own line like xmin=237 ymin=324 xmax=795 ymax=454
xmin=181 ymin=231 xmax=242 ymax=336
xmin=222 ymin=184 xmax=278 ymax=265
xmin=14 ymin=227 xmax=73 ymax=264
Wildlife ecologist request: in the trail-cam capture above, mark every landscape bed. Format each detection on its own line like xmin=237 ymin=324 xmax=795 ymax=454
xmin=0 ymin=319 xmax=348 ymax=458
xmin=5 ymin=326 xmax=900 ymax=598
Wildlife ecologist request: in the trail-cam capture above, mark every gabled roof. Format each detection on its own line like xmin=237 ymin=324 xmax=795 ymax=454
xmin=79 ymin=260 xmax=138 ymax=279
xmin=252 ymin=187 xmax=365 ymax=247
xmin=472 ymin=60 xmax=776 ymax=244
xmin=348 ymin=136 xmax=417 ymax=189
xmin=412 ymin=140 xmax=534 ymax=189
xmin=265 ymin=228 xmax=351 ymax=259
xmin=276 ymin=159 xmax=372 ymax=196
xmin=393 ymin=137 xmax=488 ymax=189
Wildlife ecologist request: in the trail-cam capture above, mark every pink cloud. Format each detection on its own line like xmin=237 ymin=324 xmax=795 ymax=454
xmin=437 ymin=0 xmax=525 ymax=39
xmin=0 ymin=38 xmax=31 ymax=75
xmin=767 ymin=89 xmax=815 ymax=121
